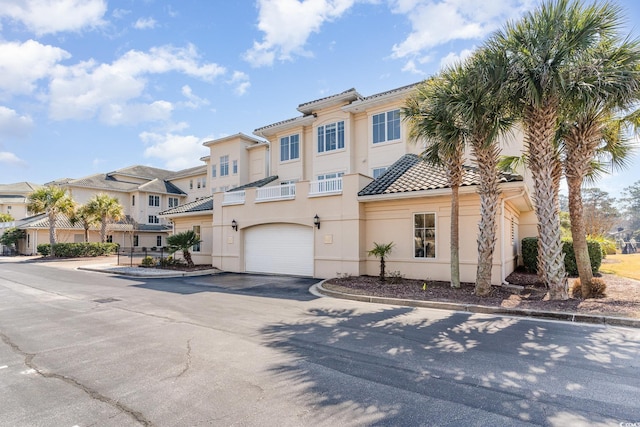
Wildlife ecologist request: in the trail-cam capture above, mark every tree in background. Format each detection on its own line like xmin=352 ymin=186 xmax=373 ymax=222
xmin=582 ymin=188 xmax=621 ymax=237
xmin=85 ymin=194 xmax=124 ymax=243
xmin=27 ymin=186 xmax=75 ymax=256
xmin=621 ymin=181 xmax=640 ymax=238
xmin=0 ymin=227 xmax=25 ymax=252
xmin=0 ymin=213 xmax=14 ymax=222
xmin=69 ymin=204 xmax=98 ymax=243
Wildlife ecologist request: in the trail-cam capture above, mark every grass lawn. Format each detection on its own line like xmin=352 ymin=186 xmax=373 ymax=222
xmin=600 ymin=253 xmax=640 ymax=281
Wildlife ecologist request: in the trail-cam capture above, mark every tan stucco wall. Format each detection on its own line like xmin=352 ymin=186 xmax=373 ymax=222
xmin=171 ymin=214 xmax=214 ymax=266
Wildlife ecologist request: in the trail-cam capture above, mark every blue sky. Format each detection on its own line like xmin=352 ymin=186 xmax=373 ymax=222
xmin=0 ymin=0 xmax=639 ymax=198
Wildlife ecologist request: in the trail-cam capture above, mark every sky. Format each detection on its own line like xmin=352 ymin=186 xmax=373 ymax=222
xmin=0 ymin=0 xmax=639 ymax=198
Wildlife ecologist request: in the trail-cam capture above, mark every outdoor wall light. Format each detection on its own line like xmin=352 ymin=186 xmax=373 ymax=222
xmin=231 ymin=219 xmax=238 ymax=232
xmin=314 ymin=214 xmax=320 ymax=229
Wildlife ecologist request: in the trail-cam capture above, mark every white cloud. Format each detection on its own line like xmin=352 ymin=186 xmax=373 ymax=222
xmin=141 ymin=132 xmax=209 ymax=170
xmin=244 ymin=0 xmax=357 ymax=67
xmin=112 ymin=8 xmax=131 ymax=19
xmin=390 ymin=0 xmax=532 ymax=59
xmin=100 ymin=101 xmax=173 ymax=126
xmin=180 ymin=85 xmax=210 ymax=109
xmin=0 ymin=0 xmax=107 ymax=35
xmin=133 ymin=17 xmax=157 ymax=30
xmin=439 ymin=47 xmax=475 ymax=70
xmin=401 ymin=59 xmax=425 ymax=75
xmin=0 ymin=106 xmax=34 ymax=139
xmin=228 ymin=71 xmax=251 ymax=96
xmin=48 ymin=44 xmax=226 ymax=124
xmin=0 ymin=40 xmax=70 ymax=95
xmin=0 ymin=151 xmax=25 ymax=165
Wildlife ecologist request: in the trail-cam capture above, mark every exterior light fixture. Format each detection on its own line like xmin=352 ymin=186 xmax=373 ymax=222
xmin=313 ymin=214 xmax=320 ymax=229
xmin=231 ymin=219 xmax=238 ymax=232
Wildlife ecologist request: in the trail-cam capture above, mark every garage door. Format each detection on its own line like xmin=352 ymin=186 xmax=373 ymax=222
xmin=245 ymin=224 xmax=314 ymax=276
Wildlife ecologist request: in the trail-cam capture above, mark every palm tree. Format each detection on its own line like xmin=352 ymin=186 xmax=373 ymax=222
xmin=85 ymin=194 xmax=124 ymax=243
xmin=26 ymin=186 xmax=75 ymax=256
xmin=403 ymin=75 xmax=465 ymax=288
xmin=488 ymin=0 xmax=625 ymax=299
xmin=0 ymin=213 xmax=13 ymax=222
xmin=167 ymin=230 xmax=202 ymax=268
xmin=69 ymin=204 xmax=98 ymax=243
xmin=368 ymin=242 xmax=394 ymax=282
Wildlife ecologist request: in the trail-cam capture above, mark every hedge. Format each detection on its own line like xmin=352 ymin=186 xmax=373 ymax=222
xmin=37 ymin=242 xmax=119 ymax=257
xmin=521 ymin=237 xmax=602 ymax=276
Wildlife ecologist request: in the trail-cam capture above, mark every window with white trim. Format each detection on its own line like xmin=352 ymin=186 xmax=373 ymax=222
xmin=148 ymin=215 xmax=160 ymax=224
xmin=280 ymin=134 xmax=300 ymax=161
xmin=372 ymin=167 xmax=388 ymax=179
xmin=156 ymin=236 xmax=162 ymax=247
xmin=317 ymin=172 xmax=344 ymax=180
xmin=220 ymin=155 xmax=229 ymax=176
xmin=192 ymin=225 xmax=201 ymax=252
xmin=317 ymin=121 xmax=344 ymax=153
xmin=189 ymin=180 xmax=193 ymax=189
xmin=132 ymin=195 xmax=135 ymax=206
xmin=373 ymin=109 xmax=401 ymax=144
xmin=414 ymin=213 xmax=436 ymax=258
xmin=134 ymin=235 xmax=139 ymax=247
xmin=211 ymin=165 xmax=217 ymax=178
xmin=148 ymin=195 xmax=160 ymax=207
xmin=168 ymin=197 xmax=179 ymax=208
xmin=232 ymin=160 xmax=238 ymax=174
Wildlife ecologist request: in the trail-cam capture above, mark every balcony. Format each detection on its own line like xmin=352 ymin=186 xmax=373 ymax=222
xmin=256 ymin=183 xmax=296 ymax=202
xmin=222 ymin=190 xmax=246 ymax=206
xmin=309 ymin=177 xmax=343 ymax=196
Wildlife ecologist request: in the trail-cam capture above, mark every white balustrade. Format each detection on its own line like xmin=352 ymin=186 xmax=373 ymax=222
xmin=309 ymin=177 xmax=343 ymax=196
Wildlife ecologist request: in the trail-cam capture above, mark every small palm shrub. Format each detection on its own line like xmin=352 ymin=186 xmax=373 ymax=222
xmin=368 ymin=242 xmax=394 ymax=282
xmin=140 ymin=256 xmax=156 ymax=267
xmin=572 ymin=278 xmax=607 ymax=299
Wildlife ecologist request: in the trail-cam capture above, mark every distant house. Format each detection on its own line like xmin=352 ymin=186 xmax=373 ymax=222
xmin=161 ymin=83 xmax=536 ymax=284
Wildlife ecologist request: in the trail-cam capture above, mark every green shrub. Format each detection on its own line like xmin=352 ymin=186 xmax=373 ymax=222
xmin=521 ymin=237 xmax=602 ymax=276
xmin=158 ymin=255 xmax=185 ymax=268
xmin=37 ymin=244 xmax=51 ymax=256
xmin=46 ymin=242 xmax=119 ymax=257
xmin=140 ymin=256 xmax=156 ymax=267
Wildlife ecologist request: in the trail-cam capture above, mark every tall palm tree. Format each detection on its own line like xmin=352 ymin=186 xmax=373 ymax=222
xmin=26 ymin=186 xmax=75 ymax=256
xmin=167 ymin=230 xmax=202 ymax=268
xmin=488 ymin=0 xmax=625 ymax=299
xmin=403 ymin=75 xmax=465 ymax=288
xmin=69 ymin=204 xmax=98 ymax=243
xmin=85 ymin=194 xmax=124 ymax=243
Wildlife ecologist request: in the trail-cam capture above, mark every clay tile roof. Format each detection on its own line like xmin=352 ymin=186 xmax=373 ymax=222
xmin=159 ymin=196 xmax=214 ymax=216
xmin=358 ymin=154 xmax=523 ymax=197
xmin=229 ymin=175 xmax=279 ymax=191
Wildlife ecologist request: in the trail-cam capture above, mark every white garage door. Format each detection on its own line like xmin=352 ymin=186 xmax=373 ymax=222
xmin=245 ymin=224 xmax=314 ymax=276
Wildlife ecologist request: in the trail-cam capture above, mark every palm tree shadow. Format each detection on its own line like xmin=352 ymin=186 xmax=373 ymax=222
xmin=260 ymin=306 xmax=640 ymax=425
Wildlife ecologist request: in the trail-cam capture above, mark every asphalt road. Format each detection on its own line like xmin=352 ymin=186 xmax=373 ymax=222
xmin=0 ymin=259 xmax=639 ymax=427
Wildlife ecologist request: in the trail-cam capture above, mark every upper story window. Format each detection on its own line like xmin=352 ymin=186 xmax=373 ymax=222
xmin=189 ymin=179 xmax=193 ymax=189
xmin=280 ymin=134 xmax=300 ymax=161
xmin=317 ymin=172 xmax=344 ymax=180
xmin=149 ymin=195 xmax=160 ymax=207
xmin=414 ymin=213 xmax=436 ymax=258
xmin=220 ymin=155 xmax=229 ymax=176
xmin=201 ymin=177 xmax=206 ymax=188
xmin=168 ymin=197 xmax=179 ymax=208
xmin=373 ymin=109 xmax=401 ymax=144
xmin=148 ymin=215 xmax=160 ymax=224
xmin=372 ymin=167 xmax=388 ymax=179
xmin=232 ymin=160 xmax=238 ymax=175
xmin=211 ymin=165 xmax=217 ymax=178
xmin=318 ymin=121 xmax=344 ymax=153
xmin=197 ymin=178 xmax=202 ymax=189
xmin=192 ymin=225 xmax=201 ymax=252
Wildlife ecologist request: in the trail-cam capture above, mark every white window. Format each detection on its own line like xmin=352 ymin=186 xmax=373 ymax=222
xmin=106 ymin=235 xmax=113 ymax=243
xmin=372 ymin=167 xmax=388 ymax=179
xmin=132 ymin=195 xmax=135 ymax=206
xmin=168 ymin=197 xmax=179 ymax=208
xmin=202 ymin=177 xmax=206 ymax=188
xmin=414 ymin=213 xmax=436 ymax=258
xmin=148 ymin=195 xmax=160 ymax=207
xmin=280 ymin=134 xmax=300 ymax=161
xmin=156 ymin=236 xmax=162 ymax=247
xmin=148 ymin=215 xmax=160 ymax=224
xmin=220 ymin=155 xmax=229 ymax=176
xmin=232 ymin=160 xmax=238 ymax=175
xmin=221 ymin=185 xmax=230 ymax=192
xmin=192 ymin=225 xmax=201 ymax=252
xmin=189 ymin=179 xmax=193 ymax=189
xmin=197 ymin=179 xmax=201 ymax=189
xmin=318 ymin=121 xmax=345 ymax=153
xmin=317 ymin=172 xmax=344 ymax=180
xmin=134 ymin=235 xmax=139 ymax=247
xmin=211 ymin=165 xmax=217 ymax=178
xmin=373 ymin=109 xmax=401 ymax=144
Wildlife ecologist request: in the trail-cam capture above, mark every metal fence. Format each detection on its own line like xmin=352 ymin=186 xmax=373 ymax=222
xmin=115 ymin=247 xmax=170 ymax=266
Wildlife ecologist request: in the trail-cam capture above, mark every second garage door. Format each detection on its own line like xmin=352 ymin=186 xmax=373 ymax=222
xmin=244 ymin=224 xmax=314 ymax=276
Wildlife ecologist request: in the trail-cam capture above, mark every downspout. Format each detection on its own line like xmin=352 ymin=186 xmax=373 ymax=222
xmin=501 ymin=190 xmax=525 ymax=284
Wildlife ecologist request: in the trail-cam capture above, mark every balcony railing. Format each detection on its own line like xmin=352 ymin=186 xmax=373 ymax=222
xmin=256 ymin=183 xmax=296 ymax=201
xmin=309 ymin=177 xmax=343 ymax=196
xmin=222 ymin=190 xmax=246 ymax=205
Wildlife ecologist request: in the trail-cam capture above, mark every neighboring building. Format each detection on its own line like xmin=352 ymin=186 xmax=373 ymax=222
xmin=0 ymin=182 xmax=41 ymax=221
xmin=161 ymin=83 xmax=536 ymax=284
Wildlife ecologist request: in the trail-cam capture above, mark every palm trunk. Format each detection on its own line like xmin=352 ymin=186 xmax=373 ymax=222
xmin=446 ymin=146 xmax=463 ymax=289
xmin=525 ymin=104 xmax=568 ymax=300
xmin=380 ymin=257 xmax=386 ymax=282
xmin=48 ymin=210 xmax=57 ymax=257
xmin=101 ymin=215 xmax=108 ymax=243
xmin=183 ymin=249 xmax=194 ymax=268
xmin=473 ymin=142 xmax=500 ymax=297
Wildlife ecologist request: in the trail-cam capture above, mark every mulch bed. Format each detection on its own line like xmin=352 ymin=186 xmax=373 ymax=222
xmin=324 ymin=269 xmax=640 ymax=319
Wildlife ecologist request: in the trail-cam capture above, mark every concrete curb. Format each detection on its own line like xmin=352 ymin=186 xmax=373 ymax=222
xmin=77 ymin=265 xmax=219 ymax=279
xmin=315 ymin=282 xmax=640 ymax=329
